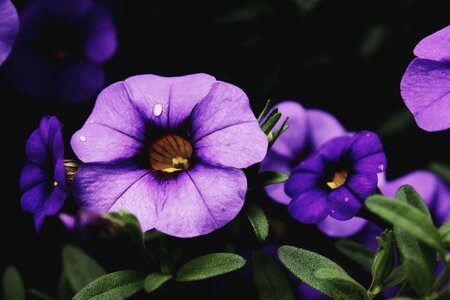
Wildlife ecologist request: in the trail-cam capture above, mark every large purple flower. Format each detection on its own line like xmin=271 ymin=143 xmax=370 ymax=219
xmin=400 ymin=24 xmax=450 ymax=131
xmin=285 ymin=131 xmax=386 ymax=223
xmin=260 ymin=101 xmax=346 ymax=204
xmin=71 ymin=74 xmax=268 ymax=238
xmin=20 ymin=116 xmax=67 ymax=231
xmin=0 ymin=0 xmax=19 ymax=65
xmin=3 ymin=0 xmax=117 ymax=103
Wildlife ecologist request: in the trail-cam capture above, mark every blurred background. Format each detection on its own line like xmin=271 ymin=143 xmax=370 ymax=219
xmin=1 ymin=0 xmax=449 ymax=298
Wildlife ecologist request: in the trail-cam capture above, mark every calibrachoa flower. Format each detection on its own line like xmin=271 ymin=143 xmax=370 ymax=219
xmin=285 ymin=131 xmax=386 ymax=223
xmin=3 ymin=0 xmax=117 ymax=103
xmin=20 ymin=116 xmax=67 ymax=231
xmin=260 ymin=101 xmax=346 ymax=204
xmin=400 ymin=24 xmax=450 ymax=132
xmin=71 ymin=74 xmax=268 ymax=237
xmin=0 ymin=0 xmax=19 ymax=65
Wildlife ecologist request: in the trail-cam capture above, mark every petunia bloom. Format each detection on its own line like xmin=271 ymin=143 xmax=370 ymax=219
xmin=400 ymin=24 xmax=450 ymax=131
xmin=3 ymin=0 xmax=117 ymax=103
xmin=20 ymin=116 xmax=67 ymax=231
xmin=260 ymin=101 xmax=346 ymax=205
xmin=71 ymin=74 xmax=268 ymax=238
xmin=285 ymin=131 xmax=386 ymax=224
xmin=0 ymin=0 xmax=19 ymax=65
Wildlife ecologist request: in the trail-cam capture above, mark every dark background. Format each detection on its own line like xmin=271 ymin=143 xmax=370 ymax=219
xmin=1 ymin=0 xmax=449 ymax=299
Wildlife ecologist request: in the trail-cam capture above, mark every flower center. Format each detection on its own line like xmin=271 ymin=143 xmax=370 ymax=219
xmin=326 ymin=169 xmax=349 ymax=189
xmin=149 ymin=134 xmax=193 ymax=173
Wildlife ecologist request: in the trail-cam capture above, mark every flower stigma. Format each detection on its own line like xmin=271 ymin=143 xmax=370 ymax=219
xmin=326 ymin=169 xmax=349 ymax=189
xmin=149 ymin=134 xmax=193 ymax=173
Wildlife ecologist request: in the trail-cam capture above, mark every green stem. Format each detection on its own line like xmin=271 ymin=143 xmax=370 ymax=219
xmin=433 ymin=255 xmax=450 ymax=292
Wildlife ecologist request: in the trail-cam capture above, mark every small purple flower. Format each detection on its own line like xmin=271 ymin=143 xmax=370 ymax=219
xmin=3 ymin=0 xmax=117 ymax=103
xmin=286 ymin=131 xmax=386 ymax=223
xmin=20 ymin=116 xmax=67 ymax=231
xmin=260 ymin=101 xmax=346 ymax=205
xmin=71 ymin=74 xmax=268 ymax=238
xmin=0 ymin=0 xmax=19 ymax=65
xmin=400 ymin=25 xmax=450 ymax=132
xmin=59 ymin=211 xmax=120 ymax=240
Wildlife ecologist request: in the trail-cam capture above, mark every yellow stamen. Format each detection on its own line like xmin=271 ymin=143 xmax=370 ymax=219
xmin=326 ymin=170 xmax=348 ymax=189
xmin=149 ymin=135 xmax=192 ymax=173
xmin=53 ymin=181 xmax=58 ymax=187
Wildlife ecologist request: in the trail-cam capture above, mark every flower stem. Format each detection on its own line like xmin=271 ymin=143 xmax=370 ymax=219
xmin=433 ymin=255 xmax=450 ymax=292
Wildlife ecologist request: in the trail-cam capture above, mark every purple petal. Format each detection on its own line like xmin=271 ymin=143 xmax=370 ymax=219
xmin=21 ymin=182 xmax=47 ymax=213
xmin=25 ymin=127 xmax=48 ymax=166
xmin=20 ymin=162 xmax=48 ymax=192
xmin=349 ymin=131 xmax=384 ymax=161
xmin=414 ymin=25 xmax=450 ymax=62
xmin=34 ymin=212 xmax=45 ymax=232
xmin=317 ymin=216 xmax=368 ymax=238
xmin=260 ymin=151 xmax=293 ymax=205
xmin=155 ymin=162 xmax=247 ymax=237
xmin=306 ymin=109 xmax=346 ymax=148
xmin=192 ymin=82 xmax=268 ymax=168
xmin=353 ymin=152 xmax=386 ymax=173
xmin=54 ymin=158 xmax=66 ymax=190
xmin=288 ymin=190 xmax=328 ymax=223
xmin=47 ymin=116 xmax=64 ymax=161
xmin=124 ymin=73 xmax=216 ymax=129
xmin=433 ymin=181 xmax=450 ymax=226
xmin=0 ymin=0 xmax=19 ymax=65
xmin=293 ymin=153 xmax=327 ymax=175
xmin=327 ymin=187 xmax=362 ymax=220
xmin=296 ymin=283 xmax=330 ymax=300
xmin=318 ymin=135 xmax=352 ymax=162
xmin=72 ymin=160 xmax=157 ymax=231
xmin=83 ymin=5 xmax=117 ymax=63
xmin=400 ymin=58 xmax=450 ymax=131
xmin=44 ymin=186 xmax=67 ymax=215
xmin=267 ymin=101 xmax=309 ymax=158
xmin=346 ymin=172 xmax=378 ymax=199
xmin=71 ymin=82 xmax=146 ymax=163
xmin=285 ymin=172 xmax=321 ymax=198
xmin=57 ymin=61 xmax=105 ymax=103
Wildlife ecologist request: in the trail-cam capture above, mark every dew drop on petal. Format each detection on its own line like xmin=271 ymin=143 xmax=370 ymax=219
xmin=378 ymin=164 xmax=385 ymax=171
xmin=153 ymin=104 xmax=163 ymax=117
xmin=89 ymin=119 xmax=94 ymax=124
xmin=344 ymin=197 xmax=349 ymax=202
xmin=331 ymin=209 xmax=335 ymax=214
xmin=366 ymin=133 xmax=371 ymax=137
xmin=79 ymin=135 xmax=87 ymax=142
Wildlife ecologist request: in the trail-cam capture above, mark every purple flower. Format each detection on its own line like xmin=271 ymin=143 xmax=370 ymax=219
xmin=400 ymin=25 xmax=450 ymax=132
xmin=59 ymin=211 xmax=120 ymax=240
xmin=317 ymin=171 xmax=450 ymax=242
xmin=20 ymin=116 xmax=67 ymax=231
xmin=3 ymin=0 xmax=117 ymax=103
xmin=71 ymin=74 xmax=268 ymax=238
xmin=0 ymin=0 xmax=19 ymax=65
xmin=285 ymin=131 xmax=386 ymax=223
xmin=260 ymin=101 xmax=346 ymax=205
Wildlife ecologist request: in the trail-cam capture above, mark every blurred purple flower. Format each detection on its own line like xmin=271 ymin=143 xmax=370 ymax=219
xmin=285 ymin=131 xmax=386 ymax=224
xmin=59 ymin=210 xmax=120 ymax=240
xmin=0 ymin=0 xmax=19 ymax=65
xmin=3 ymin=0 xmax=117 ymax=103
xmin=260 ymin=101 xmax=346 ymax=205
xmin=400 ymin=24 xmax=450 ymax=131
xmin=71 ymin=74 xmax=268 ymax=238
xmin=20 ymin=115 xmax=67 ymax=231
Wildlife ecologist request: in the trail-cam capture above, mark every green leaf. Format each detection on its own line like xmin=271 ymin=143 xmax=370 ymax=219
xmin=3 ymin=266 xmax=25 ymax=300
xmin=429 ymin=161 xmax=450 ymax=184
xmin=381 ymin=265 xmax=406 ymax=290
xmin=395 ymin=185 xmax=431 ymax=218
xmin=176 ymin=253 xmax=246 ymax=282
xmin=314 ymin=268 xmax=367 ymax=297
xmin=73 ymin=270 xmax=144 ymax=300
xmin=259 ymin=171 xmax=290 ymax=185
xmin=268 ymin=117 xmax=289 ymax=148
xmin=365 ymin=195 xmax=444 ymax=252
xmin=258 ymin=99 xmax=273 ymax=122
xmin=377 ymin=109 xmax=414 ymax=137
xmin=107 ymin=210 xmax=143 ymax=245
xmin=62 ymin=245 xmax=106 ymax=292
xmin=261 ymin=110 xmax=281 ymax=135
xmin=57 ymin=271 xmax=75 ymax=300
xmin=278 ymin=246 xmax=366 ymax=300
xmin=143 ymin=273 xmax=172 ymax=293
xmin=393 ymin=186 xmax=438 ymax=296
xmin=245 ymin=202 xmax=269 ymax=242
xmin=252 ymin=250 xmax=295 ymax=300
xmin=335 ymin=240 xmax=375 ymax=269
xmin=387 ymin=298 xmax=416 ymax=300
xmin=439 ymin=220 xmax=450 ymax=248
xmin=27 ymin=289 xmax=52 ymax=300
xmin=372 ymin=230 xmax=395 ymax=285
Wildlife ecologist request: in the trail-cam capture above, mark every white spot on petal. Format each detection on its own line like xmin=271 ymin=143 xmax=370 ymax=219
xmin=344 ymin=197 xmax=349 ymax=202
xmin=331 ymin=209 xmax=335 ymax=214
xmin=378 ymin=164 xmax=385 ymax=171
xmin=366 ymin=133 xmax=371 ymax=137
xmin=79 ymin=135 xmax=87 ymax=142
xmin=153 ymin=104 xmax=163 ymax=117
